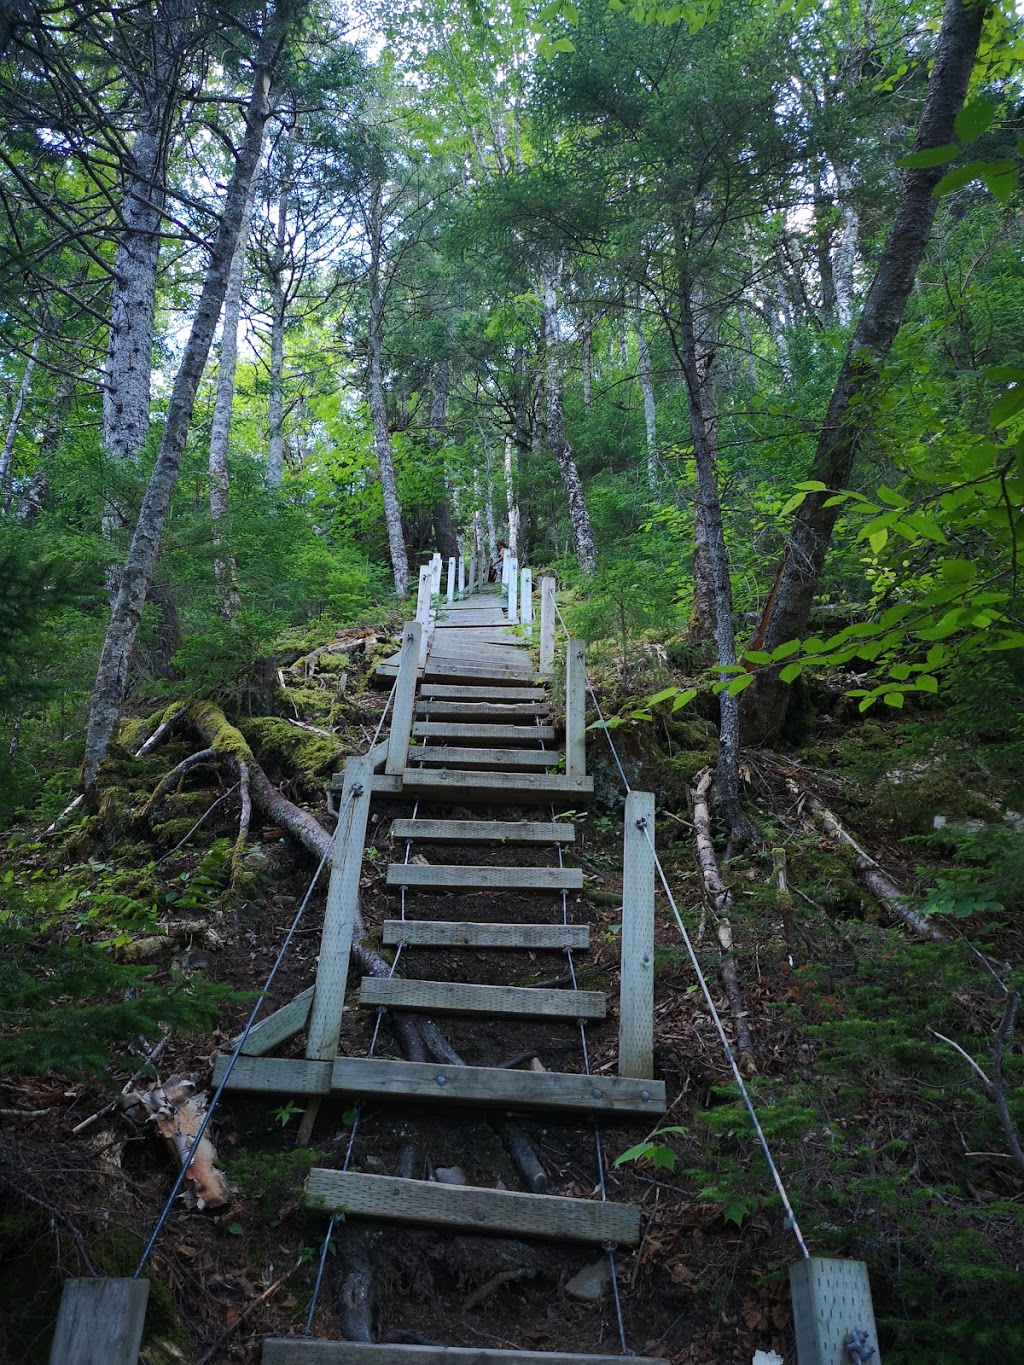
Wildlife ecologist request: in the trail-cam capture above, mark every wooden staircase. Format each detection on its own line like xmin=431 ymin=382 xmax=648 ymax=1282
xmin=216 ymin=578 xmax=661 ymax=1363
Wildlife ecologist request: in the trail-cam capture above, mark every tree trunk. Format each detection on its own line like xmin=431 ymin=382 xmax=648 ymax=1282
xmin=83 ymin=4 xmax=299 ymax=788
xmin=833 ymin=163 xmax=858 ymax=327
xmin=676 ymin=260 xmax=748 ymax=837
xmin=744 ymin=0 xmax=986 ymax=745
xmin=813 ymin=169 xmax=838 ymax=326
xmin=635 ymin=308 xmax=659 ymax=489
xmin=504 ymin=439 xmax=520 ymax=556
xmin=209 ymin=177 xmax=257 ymax=613
xmin=542 ymin=258 xmax=596 ymax=575
xmin=267 ymin=175 xmax=289 ymax=488
xmin=0 ymin=333 xmax=39 ymax=509
xmin=580 ymin=318 xmax=593 ymax=413
xmin=484 ymin=445 xmax=498 ymax=562
xmin=428 ymin=359 xmax=459 ymax=560
xmin=366 ymin=177 xmax=410 ymax=597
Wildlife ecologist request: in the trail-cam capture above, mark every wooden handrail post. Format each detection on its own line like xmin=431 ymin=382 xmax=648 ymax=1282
xmin=468 ymin=553 xmax=476 ymax=594
xmin=430 ymin=552 xmax=442 ymax=595
xmin=539 ymin=575 xmax=556 ymax=674
xmin=619 ymin=791 xmax=655 ymax=1078
xmin=49 ymin=1279 xmax=150 ymax=1365
xmin=790 ymin=1258 xmax=880 ymax=1365
xmin=565 ymin=636 xmax=587 ymax=777
xmin=521 ymin=568 xmax=533 ymax=636
xmin=415 ymin=564 xmax=434 ymax=667
xmin=507 ymin=557 xmax=519 ymax=624
xmin=385 ymin=622 xmax=422 ymax=775
xmin=500 ymin=547 xmax=510 ymax=586
xmin=457 ymin=555 xmax=465 ymax=596
xmin=446 ymin=556 xmax=456 ymax=603
xmin=306 ymin=754 xmax=374 ymax=1061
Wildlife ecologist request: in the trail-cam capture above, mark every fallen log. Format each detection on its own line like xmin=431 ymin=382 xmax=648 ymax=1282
xmin=692 ymin=768 xmax=756 ymax=1072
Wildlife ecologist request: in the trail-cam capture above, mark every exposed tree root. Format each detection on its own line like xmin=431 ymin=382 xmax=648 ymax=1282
xmin=142 ymin=747 xmax=219 ymax=823
xmin=692 ymin=768 xmax=756 ymax=1073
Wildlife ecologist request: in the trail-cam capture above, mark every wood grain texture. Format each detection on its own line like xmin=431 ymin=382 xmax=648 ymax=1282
xmin=385 ymin=864 xmax=582 ymax=891
xmin=415 ymin=701 xmax=550 ymax=718
xmin=406 ymin=746 xmax=556 ymax=769
xmin=565 ymin=637 xmax=588 ymax=779
xmin=329 ymin=1057 xmax=665 ymax=1115
xmin=419 ymin=685 xmax=547 ymax=701
xmin=212 ymin=1054 xmax=332 ymax=1095
xmin=412 ymin=723 xmax=557 ymax=743
xmin=237 ymin=986 xmax=313 ymax=1057
xmin=390 ymin=818 xmax=575 ymax=844
xmin=385 ymin=623 xmax=422 ymax=776
xmin=48 ymin=1279 xmax=150 ymax=1365
xmin=619 ymin=790 xmax=656 ymax=1079
xmin=381 ymin=920 xmax=589 ymax=948
xmin=303 ymin=1169 xmax=640 ymax=1245
xmin=400 ymin=769 xmax=593 ymax=804
xmin=359 ymin=978 xmax=605 ymax=1019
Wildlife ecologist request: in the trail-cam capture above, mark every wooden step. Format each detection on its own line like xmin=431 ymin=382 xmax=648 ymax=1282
xmin=382 ymin=919 xmax=589 ymax=948
xmin=386 ymin=864 xmax=583 ymax=892
xmin=401 ymin=769 xmax=593 ymax=804
xmin=264 ymin=1341 xmax=650 ymax=1363
xmin=359 ymin=978 xmax=605 ymax=1019
xmin=303 ymin=1169 xmax=640 ymax=1245
xmin=421 ymin=659 xmax=541 ymax=684
xmin=407 ymin=745 xmax=557 ymax=770
xmin=330 ymin=1057 xmax=665 ymax=1115
xmin=412 ymin=722 xmax=557 ymax=743
xmin=391 ymin=818 xmax=575 ymax=844
xmin=420 ymin=685 xmax=547 ymax=701
xmin=415 ymin=700 xmax=550 ymax=718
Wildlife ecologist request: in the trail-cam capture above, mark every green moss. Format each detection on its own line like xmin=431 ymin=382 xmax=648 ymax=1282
xmin=789 ymin=843 xmax=868 ymax=918
xmin=241 ymin=716 xmax=345 ymax=778
xmin=872 ymin=760 xmax=996 ymax=835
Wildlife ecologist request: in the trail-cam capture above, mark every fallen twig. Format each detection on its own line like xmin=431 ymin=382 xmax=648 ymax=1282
xmin=193 ymin=1257 xmax=303 ymax=1365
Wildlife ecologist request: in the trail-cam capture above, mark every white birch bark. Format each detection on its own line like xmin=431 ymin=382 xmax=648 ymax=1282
xmin=267 ymin=175 xmax=289 ymax=488
xmin=83 ymin=9 xmax=294 ymax=787
xmin=0 ymin=334 xmax=39 ymax=507
xmin=503 ymin=438 xmax=520 ymax=556
xmin=484 ymin=445 xmax=498 ymax=561
xmin=833 ymin=164 xmax=859 ymax=327
xmin=542 ymin=258 xmax=596 ymax=576
xmin=635 ymin=309 xmax=659 ymax=489
xmin=366 ymin=177 xmax=410 ymax=596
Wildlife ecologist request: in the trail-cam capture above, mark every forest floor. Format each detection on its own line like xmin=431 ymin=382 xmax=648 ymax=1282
xmin=1 ymin=624 xmax=1022 ymax=1364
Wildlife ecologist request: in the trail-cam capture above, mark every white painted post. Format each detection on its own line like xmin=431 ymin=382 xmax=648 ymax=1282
xmin=620 ymin=791 xmax=655 ymax=1078
xmin=539 ymin=576 xmax=556 ymax=675
xmin=306 ymin=754 xmax=374 ymax=1060
xmin=790 ymin=1258 xmax=880 ymax=1365
xmin=446 ymin=556 xmax=456 ymax=603
xmin=501 ymin=546 xmax=511 ymax=586
xmin=430 ymin=552 xmax=442 ymax=595
xmin=50 ymin=1279 xmax=150 ymax=1365
xmin=520 ymin=568 xmax=533 ymax=636
xmin=468 ymin=554 xmax=476 ymax=595
xmin=457 ymin=556 xmax=466 ymax=596
xmin=385 ymin=622 xmax=422 ymax=776
xmin=565 ymin=636 xmax=587 ymax=777
xmin=415 ymin=564 xmax=434 ymax=668
xmin=507 ymin=557 xmax=518 ymax=624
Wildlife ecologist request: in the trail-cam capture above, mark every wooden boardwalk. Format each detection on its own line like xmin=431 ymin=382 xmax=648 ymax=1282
xmin=215 ymin=578 xmax=661 ymax=1363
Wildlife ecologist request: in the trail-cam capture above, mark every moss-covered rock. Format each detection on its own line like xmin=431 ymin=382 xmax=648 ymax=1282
xmin=871 ymin=756 xmax=997 ymax=834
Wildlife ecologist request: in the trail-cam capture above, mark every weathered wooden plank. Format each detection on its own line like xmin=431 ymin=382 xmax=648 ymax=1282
xmin=263 ymin=1340 xmax=650 ymax=1363
xmin=368 ymin=739 xmax=390 ymax=772
xmin=49 ymin=1278 xmax=150 ymax=1365
xmin=400 ymin=769 xmax=593 ymax=804
xmin=385 ymin=622 xmax=422 ymax=776
xmin=359 ymin=978 xmax=605 ymax=1019
xmin=415 ymin=701 xmax=549 ymax=718
xmin=237 ymin=986 xmax=314 ymax=1057
xmin=306 ymin=756 xmax=373 ymax=1060
xmin=790 ymin=1257 xmax=881 ymax=1365
xmin=212 ymin=1054 xmax=332 ymax=1095
xmin=386 ymin=864 xmax=583 ymax=892
xmin=303 ymin=1170 xmax=639 ymax=1245
xmin=565 ymin=637 xmax=587 ymax=779
xmin=330 ymin=1057 xmax=665 ymax=1115
xmin=412 ymin=723 xmax=556 ymax=743
xmin=539 ymin=576 xmax=556 ymax=675
xmin=390 ymin=819 xmax=575 ymax=844
xmin=406 ymin=745 xmax=556 ymax=770
xmin=620 ymin=790 xmax=656 ymax=1080
xmin=369 ymin=773 xmax=404 ymax=795
xmin=419 ymin=685 xmax=547 ymax=701
xmin=381 ymin=920 xmax=589 ymax=949
xmin=421 ymin=659 xmax=541 ymax=683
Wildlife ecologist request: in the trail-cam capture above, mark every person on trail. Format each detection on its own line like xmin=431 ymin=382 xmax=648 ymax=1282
xmin=489 ymin=540 xmax=507 ymax=583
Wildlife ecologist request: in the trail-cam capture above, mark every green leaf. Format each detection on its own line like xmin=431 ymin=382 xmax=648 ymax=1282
xmin=933 ymin=160 xmax=989 ymax=196
xmin=795 ymin=479 xmax=828 ymax=492
xmin=896 ymin=144 xmax=959 ymax=169
xmin=869 ymin=529 xmax=888 ymax=553
xmin=983 ymin=159 xmax=1018 ymax=205
xmin=743 ymin=650 xmax=773 ymax=665
xmin=940 ymin=558 xmax=975 ymax=583
xmin=954 ymin=96 xmax=997 ymax=145
xmin=779 ymin=662 xmax=803 ymax=684
xmin=671 ymin=688 xmax=698 ymax=711
xmin=648 ymin=687 xmax=680 ymax=705
xmin=552 ymin=36 xmax=576 ymax=51
xmin=990 ymin=387 xmax=1024 ymax=427
xmin=771 ymin=638 xmax=801 ymax=661
xmin=915 ymin=674 xmax=939 ymax=693
xmin=883 ymin=692 xmax=905 ymax=708
xmin=228 ymin=1222 xmax=244 ymax=1236
xmin=727 ymin=672 xmax=755 ymax=695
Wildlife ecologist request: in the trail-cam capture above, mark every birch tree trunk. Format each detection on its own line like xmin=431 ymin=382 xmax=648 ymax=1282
xmin=580 ymin=319 xmax=593 ymax=413
xmin=0 ymin=333 xmax=39 ymax=508
xmin=504 ymin=438 xmax=520 ymax=555
xmin=209 ymin=176 xmax=257 ymax=612
xmin=635 ymin=308 xmax=659 ymax=489
xmin=484 ymin=445 xmax=498 ymax=562
xmin=366 ymin=176 xmax=410 ymax=596
xmin=833 ymin=163 xmax=859 ymax=327
xmin=266 ymin=176 xmax=289 ymax=488
xmin=744 ymin=0 xmax=986 ymax=745
xmin=542 ymin=258 xmax=596 ymax=576
xmin=83 ymin=3 xmax=300 ymax=787
xmin=429 ymin=359 xmax=459 ymax=560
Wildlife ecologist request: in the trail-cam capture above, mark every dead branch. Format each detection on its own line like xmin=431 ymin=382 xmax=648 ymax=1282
xmin=692 ymin=768 xmax=756 ymax=1071
xmin=193 ymin=1257 xmax=304 ymax=1365
xmin=143 ymin=747 xmax=220 ymax=822
xmin=931 ymin=992 xmax=1024 ymax=1175
xmin=462 ymin=1267 xmax=537 ymax=1316
xmin=232 ymin=758 xmax=252 ymax=880
xmin=72 ymin=1036 xmax=169 ymax=1134
xmin=788 ymin=778 xmax=945 ymax=940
